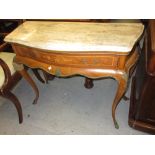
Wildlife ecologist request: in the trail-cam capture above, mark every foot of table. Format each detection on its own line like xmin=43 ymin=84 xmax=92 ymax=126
xmin=84 ymin=78 xmax=94 ymax=89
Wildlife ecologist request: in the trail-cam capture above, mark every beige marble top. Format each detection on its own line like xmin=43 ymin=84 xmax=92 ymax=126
xmin=4 ymin=21 xmax=144 ymax=53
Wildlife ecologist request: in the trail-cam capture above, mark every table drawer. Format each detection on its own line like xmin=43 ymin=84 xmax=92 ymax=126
xmin=39 ymin=53 xmax=118 ymax=68
xmin=13 ymin=44 xmax=118 ymax=68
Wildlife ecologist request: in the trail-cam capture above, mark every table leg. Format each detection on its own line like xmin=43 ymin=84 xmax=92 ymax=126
xmin=42 ymin=71 xmax=55 ymax=84
xmin=13 ymin=61 xmax=39 ymax=105
xmin=112 ymin=74 xmax=128 ymax=129
xmin=32 ymin=69 xmax=45 ymax=83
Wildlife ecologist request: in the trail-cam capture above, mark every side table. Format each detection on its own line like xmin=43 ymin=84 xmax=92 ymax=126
xmin=5 ymin=21 xmax=144 ymax=128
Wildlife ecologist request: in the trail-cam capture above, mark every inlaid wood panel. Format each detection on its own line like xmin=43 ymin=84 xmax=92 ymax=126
xmin=13 ymin=44 xmax=119 ymax=69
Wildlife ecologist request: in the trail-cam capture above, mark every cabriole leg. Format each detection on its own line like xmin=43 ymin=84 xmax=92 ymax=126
xmin=112 ymin=74 xmax=128 ymax=129
xmin=13 ymin=61 xmax=39 ymax=105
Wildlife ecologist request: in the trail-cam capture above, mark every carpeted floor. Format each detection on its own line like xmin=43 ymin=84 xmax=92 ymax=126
xmin=0 ymin=70 xmax=146 ymax=134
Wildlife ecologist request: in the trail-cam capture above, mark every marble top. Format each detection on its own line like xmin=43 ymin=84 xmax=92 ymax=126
xmin=4 ymin=21 xmax=144 ymax=53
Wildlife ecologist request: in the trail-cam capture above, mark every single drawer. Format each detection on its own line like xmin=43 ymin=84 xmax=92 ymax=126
xmin=13 ymin=44 xmax=119 ymax=69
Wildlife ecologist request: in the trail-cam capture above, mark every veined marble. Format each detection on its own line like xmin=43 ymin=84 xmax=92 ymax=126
xmin=4 ymin=21 xmax=144 ymax=53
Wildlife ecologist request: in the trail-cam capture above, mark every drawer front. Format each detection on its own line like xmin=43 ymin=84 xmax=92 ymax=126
xmin=13 ymin=45 xmax=118 ymax=68
xmin=38 ymin=53 xmax=118 ymax=68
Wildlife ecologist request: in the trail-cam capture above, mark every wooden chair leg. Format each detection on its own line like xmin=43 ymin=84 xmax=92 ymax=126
xmin=2 ymin=90 xmax=23 ymax=123
xmin=84 ymin=78 xmax=94 ymax=89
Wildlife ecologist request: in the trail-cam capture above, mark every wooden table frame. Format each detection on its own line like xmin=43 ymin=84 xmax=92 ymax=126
xmin=11 ymin=42 xmax=140 ymax=128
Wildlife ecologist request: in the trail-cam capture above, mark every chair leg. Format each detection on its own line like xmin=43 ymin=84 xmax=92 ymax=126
xmin=2 ymin=90 xmax=23 ymax=124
